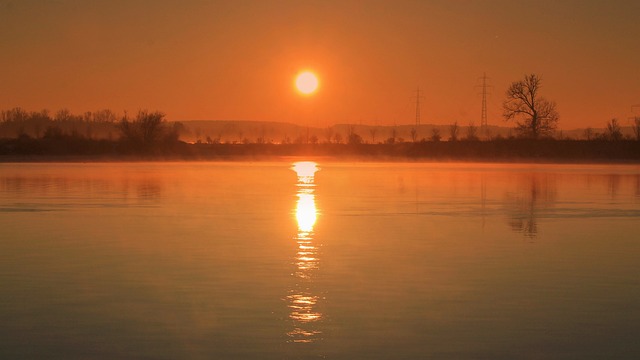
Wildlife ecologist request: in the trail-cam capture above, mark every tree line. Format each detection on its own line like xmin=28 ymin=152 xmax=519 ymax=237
xmin=0 ymin=108 xmax=120 ymax=140
xmin=1 ymin=73 xmax=639 ymax=158
xmin=0 ymin=108 xmax=183 ymax=155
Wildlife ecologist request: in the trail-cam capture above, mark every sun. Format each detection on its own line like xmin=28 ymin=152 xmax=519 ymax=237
xmin=295 ymin=71 xmax=319 ymax=95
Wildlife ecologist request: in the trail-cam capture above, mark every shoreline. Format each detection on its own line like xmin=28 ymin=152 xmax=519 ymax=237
xmin=1 ymin=139 xmax=639 ymax=164
xmin=2 ymin=154 xmax=639 ymax=165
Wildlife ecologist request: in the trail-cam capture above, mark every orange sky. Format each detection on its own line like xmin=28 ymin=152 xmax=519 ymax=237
xmin=1 ymin=0 xmax=639 ymax=129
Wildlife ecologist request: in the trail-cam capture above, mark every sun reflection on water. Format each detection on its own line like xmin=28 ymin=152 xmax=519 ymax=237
xmin=287 ymin=161 xmax=322 ymax=343
xmin=292 ymin=161 xmax=318 ymax=185
xmin=296 ymin=192 xmax=316 ymax=233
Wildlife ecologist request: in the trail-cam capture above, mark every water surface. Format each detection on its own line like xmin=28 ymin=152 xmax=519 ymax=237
xmin=1 ymin=161 xmax=639 ymax=359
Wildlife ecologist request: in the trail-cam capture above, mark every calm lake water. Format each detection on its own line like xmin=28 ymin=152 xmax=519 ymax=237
xmin=1 ymin=161 xmax=639 ymax=359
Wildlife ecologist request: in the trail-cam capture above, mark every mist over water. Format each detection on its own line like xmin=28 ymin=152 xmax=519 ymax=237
xmin=1 ymin=161 xmax=639 ymax=359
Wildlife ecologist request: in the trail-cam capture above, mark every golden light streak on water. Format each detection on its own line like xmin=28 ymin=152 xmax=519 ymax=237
xmin=287 ymin=161 xmax=322 ymax=343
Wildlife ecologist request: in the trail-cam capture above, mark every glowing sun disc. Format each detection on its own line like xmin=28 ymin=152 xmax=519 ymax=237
xmin=295 ymin=71 xmax=319 ymax=95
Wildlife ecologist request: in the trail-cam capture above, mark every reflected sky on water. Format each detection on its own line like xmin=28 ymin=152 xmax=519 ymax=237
xmin=1 ymin=161 xmax=639 ymax=359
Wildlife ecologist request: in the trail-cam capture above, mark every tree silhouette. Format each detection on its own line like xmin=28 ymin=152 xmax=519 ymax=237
xmin=465 ymin=122 xmax=478 ymax=141
xmin=449 ymin=122 xmax=459 ymax=141
xmin=347 ymin=125 xmax=363 ymax=145
xmin=324 ymin=127 xmax=334 ymax=144
xmin=503 ymin=74 xmax=559 ymax=139
xmin=430 ymin=128 xmax=441 ymax=142
xmin=633 ymin=117 xmax=640 ymax=141
xmin=583 ymin=127 xmax=594 ymax=140
xmin=369 ymin=127 xmax=378 ymax=144
xmin=385 ymin=127 xmax=397 ymax=144
xmin=605 ymin=118 xmax=623 ymax=141
xmin=119 ymin=110 xmax=176 ymax=149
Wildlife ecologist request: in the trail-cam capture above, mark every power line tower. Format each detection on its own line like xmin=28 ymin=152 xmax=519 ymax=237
xmin=476 ymin=73 xmax=492 ymax=137
xmin=409 ymin=87 xmax=425 ymax=142
xmin=480 ymin=73 xmax=488 ymax=128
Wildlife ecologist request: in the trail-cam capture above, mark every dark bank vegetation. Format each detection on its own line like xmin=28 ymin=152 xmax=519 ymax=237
xmin=185 ymin=139 xmax=639 ymax=161
xmin=2 ymin=132 xmax=639 ymax=162
xmin=0 ymin=108 xmax=184 ymax=157
xmin=2 ymin=80 xmax=640 ymax=162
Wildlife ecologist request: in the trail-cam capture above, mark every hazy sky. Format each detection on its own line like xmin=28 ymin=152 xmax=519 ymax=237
xmin=1 ymin=0 xmax=639 ymax=129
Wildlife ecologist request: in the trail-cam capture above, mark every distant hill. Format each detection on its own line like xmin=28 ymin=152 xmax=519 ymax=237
xmin=178 ymin=120 xmax=513 ymax=143
xmin=179 ymin=120 xmax=304 ymax=144
xmin=178 ymin=120 xmax=637 ymax=143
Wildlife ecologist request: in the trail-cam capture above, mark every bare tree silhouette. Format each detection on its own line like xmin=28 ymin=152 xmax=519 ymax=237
xmin=465 ymin=122 xmax=478 ymax=141
xmin=430 ymin=128 xmax=441 ymax=142
xmin=633 ymin=117 xmax=640 ymax=141
xmin=449 ymin=122 xmax=459 ymax=141
xmin=369 ymin=127 xmax=378 ymax=144
xmin=119 ymin=110 xmax=178 ymax=148
xmin=410 ymin=127 xmax=418 ymax=142
xmin=347 ymin=125 xmax=363 ymax=145
xmin=503 ymin=74 xmax=559 ymax=139
xmin=324 ymin=127 xmax=334 ymax=144
xmin=605 ymin=118 xmax=623 ymax=141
